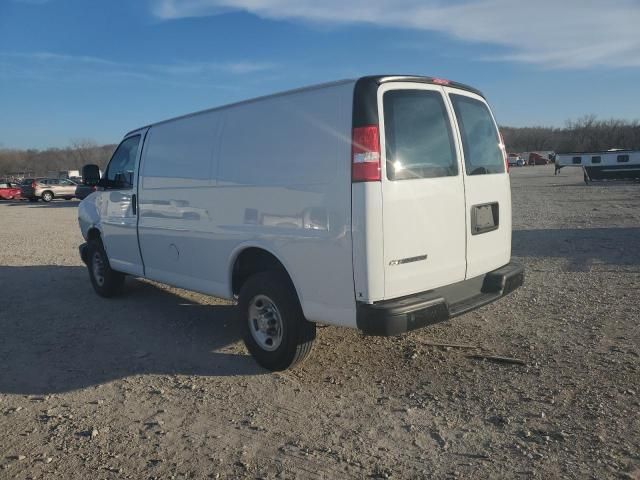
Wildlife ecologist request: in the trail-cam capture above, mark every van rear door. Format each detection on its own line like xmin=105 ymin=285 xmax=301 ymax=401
xmin=444 ymin=88 xmax=511 ymax=279
xmin=378 ymin=82 xmax=467 ymax=299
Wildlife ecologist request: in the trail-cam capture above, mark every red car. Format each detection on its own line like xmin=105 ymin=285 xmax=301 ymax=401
xmin=528 ymin=153 xmax=549 ymax=165
xmin=0 ymin=182 xmax=22 ymax=200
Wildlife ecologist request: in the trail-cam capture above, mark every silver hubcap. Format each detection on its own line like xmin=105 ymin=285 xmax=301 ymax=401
xmin=248 ymin=295 xmax=283 ymax=351
xmin=92 ymin=252 xmax=105 ymax=287
xmin=43 ymin=193 xmax=52 ymax=201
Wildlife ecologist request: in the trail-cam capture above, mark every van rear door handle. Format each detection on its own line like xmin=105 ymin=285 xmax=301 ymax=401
xmin=132 ymin=194 xmax=137 ymax=215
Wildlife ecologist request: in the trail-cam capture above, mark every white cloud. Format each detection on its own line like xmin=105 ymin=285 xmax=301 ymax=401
xmin=0 ymin=52 xmax=276 ymax=85
xmin=151 ymin=0 xmax=640 ymax=68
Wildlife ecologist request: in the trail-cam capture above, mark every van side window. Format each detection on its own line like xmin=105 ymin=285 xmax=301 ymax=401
xmin=450 ymin=94 xmax=505 ymax=175
xmin=104 ymin=135 xmax=141 ymax=189
xmin=617 ymin=154 xmax=630 ymax=163
xmin=572 ymin=156 xmax=582 ymax=164
xmin=383 ymin=90 xmax=458 ymax=181
xmin=591 ymin=156 xmax=601 ymax=164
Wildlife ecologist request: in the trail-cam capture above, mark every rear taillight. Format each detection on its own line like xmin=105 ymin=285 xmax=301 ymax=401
xmin=31 ymin=181 xmax=37 ymax=188
xmin=92 ymin=186 xmax=97 ymax=192
xmin=352 ymin=125 xmax=381 ymax=182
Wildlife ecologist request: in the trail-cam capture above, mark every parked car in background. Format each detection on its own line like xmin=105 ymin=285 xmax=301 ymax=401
xmin=0 ymin=182 xmax=21 ymax=200
xmin=21 ymin=178 xmax=79 ymax=202
xmin=528 ymin=152 xmax=549 ymax=165
xmin=74 ymin=183 xmax=97 ymax=200
xmin=507 ymin=154 xmax=524 ymax=167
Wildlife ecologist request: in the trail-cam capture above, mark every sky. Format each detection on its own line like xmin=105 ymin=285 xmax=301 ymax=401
xmin=1 ymin=0 xmax=640 ymax=149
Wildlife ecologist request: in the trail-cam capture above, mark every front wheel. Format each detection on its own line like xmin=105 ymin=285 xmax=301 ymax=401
xmin=238 ymin=272 xmax=316 ymax=371
xmin=86 ymin=239 xmax=125 ymax=297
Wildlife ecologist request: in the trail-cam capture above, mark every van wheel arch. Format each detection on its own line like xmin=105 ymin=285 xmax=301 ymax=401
xmin=231 ymin=247 xmax=297 ymax=299
xmin=87 ymin=227 xmax=101 ymax=242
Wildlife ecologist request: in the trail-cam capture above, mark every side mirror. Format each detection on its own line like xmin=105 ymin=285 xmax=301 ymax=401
xmin=82 ymin=164 xmax=101 ymax=186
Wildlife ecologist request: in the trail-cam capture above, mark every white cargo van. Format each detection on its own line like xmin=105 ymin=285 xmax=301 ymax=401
xmin=78 ymin=75 xmax=523 ymax=371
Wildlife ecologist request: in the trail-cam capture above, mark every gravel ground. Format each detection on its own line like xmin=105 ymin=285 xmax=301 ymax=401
xmin=0 ymin=165 xmax=638 ymax=479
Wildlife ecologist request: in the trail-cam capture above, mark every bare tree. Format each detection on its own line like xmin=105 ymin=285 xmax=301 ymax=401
xmin=502 ymin=116 xmax=640 ymax=153
xmin=0 ymin=140 xmax=116 ymax=178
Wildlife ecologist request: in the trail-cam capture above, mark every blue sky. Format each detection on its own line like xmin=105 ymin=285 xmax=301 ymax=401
xmin=1 ymin=0 xmax=640 ymax=149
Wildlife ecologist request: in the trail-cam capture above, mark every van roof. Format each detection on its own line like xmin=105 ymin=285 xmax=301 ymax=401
xmin=125 ymin=75 xmax=485 ymax=137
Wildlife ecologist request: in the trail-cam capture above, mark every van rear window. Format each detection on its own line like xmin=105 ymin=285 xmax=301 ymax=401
xmin=383 ymin=90 xmax=458 ymax=181
xmin=450 ymin=94 xmax=505 ymax=175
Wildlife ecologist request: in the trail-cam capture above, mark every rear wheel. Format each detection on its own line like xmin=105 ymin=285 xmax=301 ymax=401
xmin=41 ymin=191 xmax=53 ymax=202
xmin=238 ymin=271 xmax=315 ymax=371
xmin=87 ymin=239 xmax=125 ymax=297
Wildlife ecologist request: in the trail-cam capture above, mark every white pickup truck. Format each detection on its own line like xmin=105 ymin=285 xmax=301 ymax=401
xmin=78 ymin=75 xmax=524 ymax=370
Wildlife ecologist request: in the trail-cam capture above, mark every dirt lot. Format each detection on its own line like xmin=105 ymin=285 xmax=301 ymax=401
xmin=1 ymin=165 xmax=639 ymax=479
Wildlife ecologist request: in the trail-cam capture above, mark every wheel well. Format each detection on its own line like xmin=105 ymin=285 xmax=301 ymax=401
xmin=232 ymin=248 xmax=292 ymax=296
xmin=41 ymin=190 xmax=54 ymax=197
xmin=87 ymin=228 xmax=101 ymax=242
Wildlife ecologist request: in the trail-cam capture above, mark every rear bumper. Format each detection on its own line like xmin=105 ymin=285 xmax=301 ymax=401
xmin=356 ymin=261 xmax=524 ymax=336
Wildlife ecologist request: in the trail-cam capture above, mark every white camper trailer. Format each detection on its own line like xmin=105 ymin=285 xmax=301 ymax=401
xmin=556 ymin=150 xmax=640 ymax=183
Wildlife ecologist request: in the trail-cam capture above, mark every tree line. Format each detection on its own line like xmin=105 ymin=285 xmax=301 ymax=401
xmin=0 ymin=140 xmax=116 ymax=180
xmin=501 ymin=116 xmax=640 ymax=154
xmin=2 ymin=116 xmax=640 ymax=179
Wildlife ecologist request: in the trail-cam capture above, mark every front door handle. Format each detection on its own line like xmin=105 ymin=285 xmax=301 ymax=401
xmin=132 ymin=194 xmax=137 ymax=215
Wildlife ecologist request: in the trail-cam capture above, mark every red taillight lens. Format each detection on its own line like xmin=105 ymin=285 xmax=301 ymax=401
xmin=92 ymin=186 xmax=97 ymax=192
xmin=432 ymin=78 xmax=451 ymax=86
xmin=31 ymin=181 xmax=37 ymax=188
xmin=352 ymin=125 xmax=381 ymax=182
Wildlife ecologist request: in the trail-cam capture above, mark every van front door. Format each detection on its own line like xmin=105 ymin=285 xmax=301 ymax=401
xmin=97 ymin=131 xmax=147 ymax=276
xmin=444 ymin=89 xmax=511 ymax=279
xmin=378 ymin=83 xmax=467 ymax=299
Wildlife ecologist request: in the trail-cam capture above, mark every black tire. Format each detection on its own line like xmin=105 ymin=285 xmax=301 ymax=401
xmin=41 ymin=191 xmax=53 ymax=202
xmin=86 ymin=239 xmax=125 ymax=298
xmin=238 ymin=271 xmax=316 ymax=371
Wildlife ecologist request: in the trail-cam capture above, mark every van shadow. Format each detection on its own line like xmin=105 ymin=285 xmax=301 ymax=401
xmin=512 ymin=227 xmax=640 ymax=271
xmin=4 ymin=200 xmax=80 ymax=208
xmin=0 ymin=266 xmax=264 ymax=396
